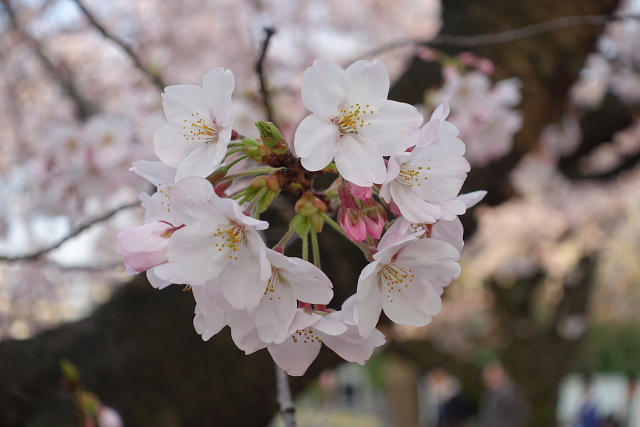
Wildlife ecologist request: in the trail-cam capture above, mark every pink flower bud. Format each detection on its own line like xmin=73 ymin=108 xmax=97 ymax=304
xmin=346 ymin=180 xmax=373 ymax=201
xmin=117 ymin=222 xmax=182 ymax=275
xmin=338 ymin=184 xmax=367 ymax=242
xmin=361 ymin=199 xmax=387 ymax=240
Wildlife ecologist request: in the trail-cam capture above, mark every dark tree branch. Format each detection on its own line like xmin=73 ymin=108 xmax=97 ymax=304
xmin=1 ymin=0 xmax=97 ymax=119
xmin=256 ymin=27 xmax=277 ymax=124
xmin=0 ymin=201 xmax=139 ymax=262
xmin=71 ymin=0 xmax=165 ymax=90
xmin=358 ymin=13 xmax=640 ymax=60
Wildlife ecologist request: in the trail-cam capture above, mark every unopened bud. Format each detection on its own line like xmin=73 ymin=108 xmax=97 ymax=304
xmin=361 ymin=199 xmax=387 ymax=240
xmin=255 ymin=121 xmax=284 ymax=149
xmin=231 ymin=129 xmax=239 ymax=140
xmin=249 ymin=175 xmax=268 ymax=189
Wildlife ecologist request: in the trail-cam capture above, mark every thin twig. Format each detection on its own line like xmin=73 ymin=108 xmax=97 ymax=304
xmin=358 ymin=13 xmax=640 ymax=60
xmin=256 ymin=27 xmax=277 ymax=124
xmin=71 ymin=0 xmax=165 ymax=90
xmin=275 ymin=364 xmax=296 ymax=427
xmin=0 ymin=201 xmax=140 ymax=262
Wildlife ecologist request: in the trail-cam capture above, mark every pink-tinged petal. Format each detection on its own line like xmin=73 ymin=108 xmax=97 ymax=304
xmin=335 ymin=135 xmax=386 ymax=186
xmin=167 ymin=222 xmax=232 ymax=282
xmin=254 ymin=279 xmax=297 ymax=344
xmin=147 ymin=268 xmax=172 ymax=289
xmin=409 ymin=146 xmax=470 ymax=201
xmin=415 ymin=119 xmax=440 ymax=148
xmin=354 ymin=286 xmax=384 ymax=338
xmin=221 ymin=200 xmax=269 ymax=231
xmin=435 ymin=123 xmax=466 ymax=155
xmin=430 ymin=98 xmax=451 ymax=121
xmin=356 ymin=261 xmax=383 ymax=301
xmin=383 ymin=154 xmax=406 ymax=186
xmin=154 ymin=123 xmax=202 ymax=168
xmin=301 ymin=59 xmax=346 ymax=115
xmin=377 ymin=218 xmax=414 ymax=251
xmin=203 ymin=68 xmax=235 ymax=126
xmin=320 ymin=325 xmax=385 ymax=364
xmin=118 ymin=222 xmax=172 ymax=252
xmin=438 ymin=198 xmax=467 ymax=221
xmin=381 ymin=275 xmax=442 ymax=327
xmin=192 ymin=284 xmax=229 ymax=340
xmin=295 ymin=114 xmax=340 ymax=171
xmin=170 ymin=176 xmax=226 ymax=225
xmin=131 ymin=161 xmax=176 ymax=187
xmin=217 ymin=243 xmax=267 ymax=309
xmin=459 ymin=190 xmax=487 ymax=208
xmin=389 ymin=183 xmax=441 ymax=223
xmin=313 ymin=317 xmax=348 ymax=336
xmin=162 ymin=85 xmax=209 ymax=126
xmin=268 ymin=335 xmax=322 ymax=376
xmin=245 ymin=229 xmax=270 ymax=281
xmin=288 ymin=309 xmax=323 ymax=335
xmin=344 ymin=60 xmax=390 ymax=103
xmin=284 ymin=258 xmax=333 ymax=304
xmin=395 ymin=238 xmax=461 ymax=281
xmin=358 ymin=100 xmax=422 ymax=156
xmin=235 ymin=327 xmax=268 ymax=355
xmin=431 ymin=217 xmax=464 ymax=252
xmin=174 ymin=142 xmax=222 ymax=181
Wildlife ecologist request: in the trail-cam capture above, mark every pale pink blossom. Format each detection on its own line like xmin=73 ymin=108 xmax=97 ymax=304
xmin=294 ymin=59 xmax=422 ymax=186
xmin=167 ymin=176 xmax=270 ymax=309
xmin=354 ymin=236 xmax=461 ymax=338
xmin=154 ymin=68 xmax=235 ymax=180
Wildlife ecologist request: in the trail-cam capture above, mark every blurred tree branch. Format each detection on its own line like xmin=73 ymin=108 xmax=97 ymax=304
xmin=256 ymin=26 xmax=277 ymax=124
xmin=71 ymin=0 xmax=165 ymax=90
xmin=0 ymin=201 xmax=139 ymax=262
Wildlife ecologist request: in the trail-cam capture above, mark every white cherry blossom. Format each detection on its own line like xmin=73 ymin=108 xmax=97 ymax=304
xmin=354 ymin=236 xmax=461 ymax=338
xmin=167 ymin=176 xmax=270 ymax=309
xmin=294 ymin=59 xmax=423 ymax=186
xmin=154 ymin=68 xmax=235 ymax=180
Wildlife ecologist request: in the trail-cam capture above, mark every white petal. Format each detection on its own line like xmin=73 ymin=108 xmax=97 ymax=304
xmin=431 ymin=217 xmax=464 ymax=252
xmin=301 ymin=59 xmax=346 ymax=115
xmin=154 ymin=123 xmax=202 ymax=168
xmin=321 ymin=325 xmax=385 ymax=364
xmin=167 ymin=222 xmax=232 ymax=283
xmin=459 ymin=190 xmax=487 ymax=208
xmin=254 ymin=280 xmax=297 ymax=344
xmin=334 ymin=134 xmax=386 ymax=186
xmin=389 ymin=183 xmax=441 ymax=223
xmin=381 ymin=275 xmax=442 ymax=327
xmin=147 ymin=268 xmax=172 ymax=289
xmin=344 ymin=60 xmax=390 ymax=102
xmin=162 ymin=85 xmax=209 ymax=126
xmin=409 ymin=146 xmax=470 ymax=201
xmin=203 ymin=68 xmax=235 ymax=126
xmin=395 ymin=238 xmax=461 ymax=281
xmin=174 ymin=142 xmax=223 ymax=181
xmin=284 ymin=258 xmax=333 ymax=304
xmin=170 ymin=176 xmax=227 ymax=225
xmin=131 ymin=161 xmax=176 ymax=187
xmin=358 ymin=100 xmax=422 ymax=156
xmin=295 ymin=114 xmax=340 ymax=170
xmin=354 ymin=286 xmax=384 ymax=338
xmin=217 ymin=243 xmax=267 ymax=309
xmin=268 ymin=335 xmax=322 ymax=376
xmin=312 ymin=317 xmax=348 ymax=336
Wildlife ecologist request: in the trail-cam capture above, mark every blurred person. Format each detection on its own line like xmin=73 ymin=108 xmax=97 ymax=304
xmin=478 ymin=361 xmax=530 ymax=427
xmin=428 ymin=368 xmax=475 ymax=427
xmin=624 ymin=377 xmax=640 ymax=427
xmin=573 ymin=380 xmax=603 ymax=427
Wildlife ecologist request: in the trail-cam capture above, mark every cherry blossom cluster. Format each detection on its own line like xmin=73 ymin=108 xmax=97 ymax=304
xmin=428 ymin=65 xmax=523 ymax=167
xmin=117 ymin=59 xmax=484 ymax=376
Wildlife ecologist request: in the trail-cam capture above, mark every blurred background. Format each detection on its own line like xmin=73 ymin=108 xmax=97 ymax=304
xmin=1 ymin=0 xmax=640 ymax=426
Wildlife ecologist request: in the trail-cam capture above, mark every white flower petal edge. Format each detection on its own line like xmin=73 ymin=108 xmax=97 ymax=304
xmin=354 ymin=237 xmax=460 ymax=338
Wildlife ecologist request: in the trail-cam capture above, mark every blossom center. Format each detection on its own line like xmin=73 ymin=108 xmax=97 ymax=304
xmin=397 ymin=165 xmax=431 ymax=188
xmin=212 ymin=223 xmax=245 ymax=260
xmin=291 ymin=327 xmax=322 ymax=344
xmin=183 ymin=113 xmax=220 ymax=143
xmin=334 ymin=103 xmax=374 ymax=135
xmin=380 ymin=263 xmax=415 ymax=302
xmin=262 ymin=269 xmax=289 ymax=301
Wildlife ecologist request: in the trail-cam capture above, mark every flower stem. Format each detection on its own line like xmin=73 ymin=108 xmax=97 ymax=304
xmin=273 ymin=221 xmax=300 ymax=252
xmin=318 ymin=211 xmax=374 ymax=261
xmin=220 ymin=167 xmax=276 ymax=183
xmin=300 ymin=229 xmax=309 ymax=262
xmin=246 ymin=186 xmax=269 ymax=216
xmin=310 ymin=229 xmax=321 ymax=269
xmin=275 ymin=364 xmax=296 ymax=427
xmin=224 ymin=148 xmax=245 ymax=159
